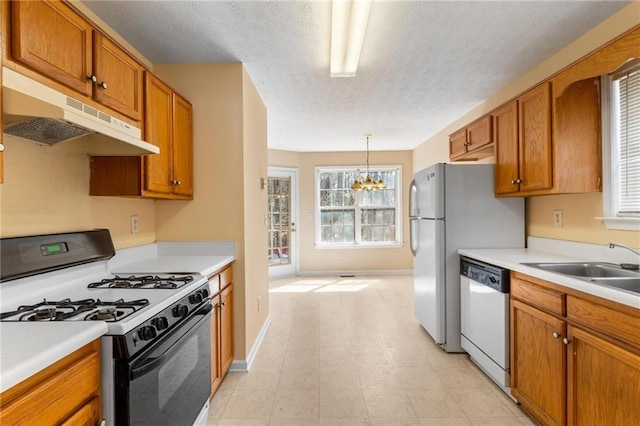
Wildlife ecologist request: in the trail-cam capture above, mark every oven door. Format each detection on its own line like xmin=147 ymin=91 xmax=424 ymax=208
xmin=115 ymin=304 xmax=212 ymax=426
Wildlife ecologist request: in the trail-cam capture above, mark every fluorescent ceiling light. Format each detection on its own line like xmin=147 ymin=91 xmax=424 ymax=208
xmin=330 ymin=0 xmax=372 ymax=77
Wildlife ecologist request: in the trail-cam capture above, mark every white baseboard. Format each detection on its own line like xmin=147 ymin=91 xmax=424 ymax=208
xmin=297 ymin=269 xmax=412 ymax=276
xmin=229 ymin=315 xmax=272 ymax=373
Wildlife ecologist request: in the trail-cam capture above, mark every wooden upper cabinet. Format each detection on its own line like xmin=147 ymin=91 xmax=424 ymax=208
xmin=10 ymin=0 xmax=93 ymax=96
xmin=93 ymin=33 xmax=143 ymax=121
xmin=449 ymin=115 xmax=494 ymax=161
xmin=493 ymin=101 xmax=519 ymax=195
xmin=90 ymin=72 xmax=193 ymax=200
xmin=8 ymin=0 xmax=143 ymax=121
xmin=172 ymin=94 xmax=194 ymax=196
xmin=518 ymin=82 xmax=553 ymax=192
xmin=144 ymin=73 xmax=174 ymax=194
xmin=449 ymin=128 xmax=468 ymax=159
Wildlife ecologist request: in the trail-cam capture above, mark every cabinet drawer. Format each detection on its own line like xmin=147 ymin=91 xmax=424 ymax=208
xmin=567 ymin=295 xmax=640 ymax=349
xmin=208 ymin=273 xmax=220 ymax=295
xmin=220 ymin=266 xmax=233 ymax=289
xmin=511 ymin=277 xmax=565 ymax=316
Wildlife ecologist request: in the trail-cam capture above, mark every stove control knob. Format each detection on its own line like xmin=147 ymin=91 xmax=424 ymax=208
xmin=199 ymin=288 xmax=210 ymax=299
xmin=172 ymin=304 xmax=189 ymax=318
xmin=189 ymin=293 xmax=203 ymax=304
xmin=138 ymin=325 xmax=157 ymax=341
xmin=152 ymin=317 xmax=169 ymax=331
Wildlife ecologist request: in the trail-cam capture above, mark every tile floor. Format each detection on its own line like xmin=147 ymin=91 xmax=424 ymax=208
xmin=207 ymin=275 xmax=535 ymax=426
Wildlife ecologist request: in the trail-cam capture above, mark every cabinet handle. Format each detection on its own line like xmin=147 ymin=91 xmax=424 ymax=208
xmin=96 ymin=419 xmax=106 ymax=426
xmin=553 ymin=332 xmax=561 ymax=339
xmin=0 ymin=143 xmax=5 ymax=152
xmin=563 ymin=337 xmax=571 ymax=345
xmin=98 ymin=81 xmax=108 ymax=89
xmin=511 ymin=180 xmax=516 ymax=184
xmin=463 ymin=142 xmax=469 ymax=147
xmin=516 ymin=179 xmax=522 ymax=184
xmin=176 ymin=181 xmax=181 ymax=186
xmin=220 ymin=302 xmax=226 ymax=308
xmin=87 ymin=75 xmax=97 ymax=82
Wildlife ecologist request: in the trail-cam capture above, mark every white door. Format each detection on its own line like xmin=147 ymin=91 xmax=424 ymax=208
xmin=268 ymin=167 xmax=298 ymax=278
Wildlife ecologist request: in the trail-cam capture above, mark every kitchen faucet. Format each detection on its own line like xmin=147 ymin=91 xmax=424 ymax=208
xmin=608 ymin=242 xmax=640 ymax=270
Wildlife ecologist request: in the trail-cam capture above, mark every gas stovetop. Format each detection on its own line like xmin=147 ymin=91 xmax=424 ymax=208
xmin=0 ymin=298 xmax=150 ymax=322
xmin=87 ymin=274 xmax=195 ymax=289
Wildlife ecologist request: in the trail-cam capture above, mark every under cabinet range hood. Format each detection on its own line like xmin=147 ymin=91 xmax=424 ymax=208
xmin=1 ymin=67 xmax=159 ymax=156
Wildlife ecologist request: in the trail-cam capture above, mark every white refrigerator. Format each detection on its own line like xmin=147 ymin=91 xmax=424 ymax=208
xmin=409 ymin=163 xmax=524 ymax=352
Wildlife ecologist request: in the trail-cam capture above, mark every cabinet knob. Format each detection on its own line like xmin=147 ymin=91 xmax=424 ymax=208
xmin=516 ymin=178 xmax=522 ymax=184
xmin=176 ymin=180 xmax=181 ymax=186
xmin=87 ymin=75 xmax=97 ymax=82
xmin=463 ymin=142 xmax=469 ymax=147
xmin=220 ymin=302 xmax=226 ymax=308
xmin=0 ymin=143 xmax=5 ymax=153
xmin=553 ymin=332 xmax=561 ymax=339
xmin=511 ymin=180 xmax=516 ymax=184
xmin=563 ymin=337 xmax=571 ymax=345
xmin=96 ymin=419 xmax=106 ymax=426
xmin=98 ymin=81 xmax=108 ymax=89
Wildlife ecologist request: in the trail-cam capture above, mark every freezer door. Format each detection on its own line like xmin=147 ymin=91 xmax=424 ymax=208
xmin=412 ymin=164 xmax=444 ymax=219
xmin=413 ymin=218 xmax=446 ymax=344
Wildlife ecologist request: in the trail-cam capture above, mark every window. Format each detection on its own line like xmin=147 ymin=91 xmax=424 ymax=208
xmin=602 ymin=61 xmax=640 ymax=231
xmin=315 ymin=166 xmax=402 ymax=247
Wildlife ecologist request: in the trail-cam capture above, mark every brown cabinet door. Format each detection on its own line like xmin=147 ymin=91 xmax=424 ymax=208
xmin=518 ymin=82 xmax=553 ymax=192
xmin=11 ymin=0 xmax=93 ymax=96
xmin=449 ymin=128 xmax=468 ymax=158
xmin=210 ymin=294 xmax=222 ymax=395
xmin=93 ymin=32 xmax=143 ymax=121
xmin=466 ymin=115 xmax=492 ymax=151
xmin=567 ymin=326 xmax=640 ymax=426
xmin=144 ymin=73 xmax=174 ymax=195
xmin=60 ymin=397 xmax=100 ymax=426
xmin=511 ymin=299 xmax=566 ymax=426
xmin=220 ymin=284 xmax=234 ymax=376
xmin=493 ymin=101 xmax=519 ymax=195
xmin=172 ymin=94 xmax=194 ymax=196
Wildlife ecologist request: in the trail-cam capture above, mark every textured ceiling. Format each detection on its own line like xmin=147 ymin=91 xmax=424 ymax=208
xmin=83 ymin=0 xmax=630 ymax=152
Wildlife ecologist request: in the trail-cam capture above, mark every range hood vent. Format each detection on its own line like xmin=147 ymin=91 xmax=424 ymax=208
xmin=2 ymin=67 xmax=159 ymax=156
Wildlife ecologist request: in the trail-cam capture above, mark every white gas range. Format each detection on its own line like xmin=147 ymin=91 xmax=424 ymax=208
xmin=0 ymin=230 xmax=215 ymax=426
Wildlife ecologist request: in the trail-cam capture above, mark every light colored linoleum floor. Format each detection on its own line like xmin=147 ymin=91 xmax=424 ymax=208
xmin=207 ymin=275 xmax=534 ymax=426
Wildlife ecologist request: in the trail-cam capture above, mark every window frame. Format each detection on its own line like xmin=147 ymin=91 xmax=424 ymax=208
xmin=314 ymin=165 xmax=403 ymax=248
xmin=600 ymin=65 xmax=640 ymax=231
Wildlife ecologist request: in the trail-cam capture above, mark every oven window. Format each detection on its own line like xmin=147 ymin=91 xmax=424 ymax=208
xmin=158 ymin=335 xmax=199 ymax=408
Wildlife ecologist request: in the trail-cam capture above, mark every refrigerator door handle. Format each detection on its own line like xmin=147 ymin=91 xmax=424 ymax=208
xmin=409 ymin=179 xmax=419 ymax=218
xmin=409 ymin=218 xmax=418 ymax=256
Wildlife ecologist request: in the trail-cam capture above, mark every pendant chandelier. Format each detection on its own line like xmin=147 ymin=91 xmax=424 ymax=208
xmin=351 ymin=134 xmax=386 ymax=191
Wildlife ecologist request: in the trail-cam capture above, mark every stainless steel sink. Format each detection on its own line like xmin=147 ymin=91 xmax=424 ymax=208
xmin=590 ymin=278 xmax=640 ymax=294
xmin=521 ymin=262 xmax=640 ymax=295
xmin=522 ymin=262 xmax=640 ymax=278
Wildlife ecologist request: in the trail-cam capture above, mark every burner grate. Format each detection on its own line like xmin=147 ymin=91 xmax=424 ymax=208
xmin=0 ymin=298 xmax=150 ymax=322
xmin=87 ymin=275 xmax=194 ymax=289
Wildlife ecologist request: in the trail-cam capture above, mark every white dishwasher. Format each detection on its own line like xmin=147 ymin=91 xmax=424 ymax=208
xmin=460 ymin=257 xmax=511 ymax=395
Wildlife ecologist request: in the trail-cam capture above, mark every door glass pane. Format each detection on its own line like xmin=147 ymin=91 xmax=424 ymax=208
xmin=268 ymin=177 xmax=292 ymax=266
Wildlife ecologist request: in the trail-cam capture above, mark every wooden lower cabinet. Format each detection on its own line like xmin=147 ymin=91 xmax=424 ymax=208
xmin=511 ymin=299 xmax=566 ymax=425
xmin=209 ymin=265 xmax=234 ymax=396
xmin=567 ymin=326 xmax=640 ymax=426
xmin=0 ymin=340 xmax=102 ymax=426
xmin=510 ymin=273 xmax=640 ymax=426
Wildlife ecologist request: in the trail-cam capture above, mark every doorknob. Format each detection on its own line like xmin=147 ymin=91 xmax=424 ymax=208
xmin=291 ymin=222 xmax=296 ymax=232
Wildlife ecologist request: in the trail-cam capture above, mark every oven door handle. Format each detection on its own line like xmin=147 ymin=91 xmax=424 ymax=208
xmin=130 ymin=304 xmax=212 ymax=380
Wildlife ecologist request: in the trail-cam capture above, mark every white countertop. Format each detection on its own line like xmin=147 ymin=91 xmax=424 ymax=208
xmin=457 ymin=248 xmax=640 ymax=309
xmin=111 ymin=255 xmax=234 ymax=278
xmin=0 ymin=322 xmax=108 ymax=393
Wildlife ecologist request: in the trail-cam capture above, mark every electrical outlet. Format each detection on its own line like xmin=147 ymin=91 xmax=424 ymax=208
xmin=130 ymin=215 xmax=139 ymax=234
xmin=257 ymin=296 xmax=261 ymax=311
xmin=338 ymin=252 xmax=344 ymax=261
xmin=553 ymin=210 xmax=563 ymax=227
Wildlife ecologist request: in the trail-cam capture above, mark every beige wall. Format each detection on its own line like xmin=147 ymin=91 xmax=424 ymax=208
xmin=0 ymin=136 xmax=156 ymax=247
xmin=269 ymin=149 xmax=414 ymax=273
xmin=153 ymin=63 xmax=268 ymax=360
xmin=413 ymin=2 xmax=640 ymax=248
